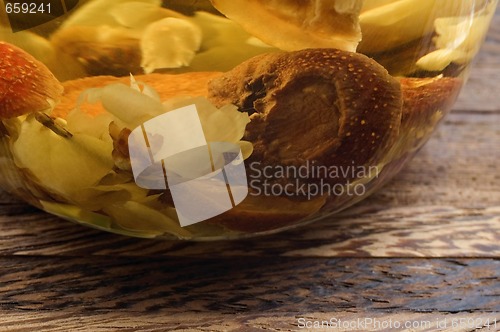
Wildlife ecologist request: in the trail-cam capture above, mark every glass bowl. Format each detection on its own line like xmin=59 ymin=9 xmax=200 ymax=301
xmin=0 ymin=0 xmax=497 ymax=240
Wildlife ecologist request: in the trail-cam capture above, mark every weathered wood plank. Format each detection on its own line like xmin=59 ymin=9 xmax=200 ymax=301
xmin=0 ymin=257 xmax=497 ymax=313
xmin=0 ymin=257 xmax=498 ymax=331
xmin=0 ymin=311 xmax=498 ymax=332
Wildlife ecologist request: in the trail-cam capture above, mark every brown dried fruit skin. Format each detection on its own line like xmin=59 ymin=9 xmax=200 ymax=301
xmin=0 ymin=42 xmax=63 ymax=119
xmin=205 ymin=194 xmax=327 ymax=233
xmin=401 ymin=77 xmax=462 ymax=133
xmin=208 ymin=49 xmax=403 ymax=185
xmin=210 ymin=75 xmax=463 ymax=234
xmin=51 ymin=26 xmax=143 ymax=77
xmin=395 ymin=77 xmax=463 ymax=156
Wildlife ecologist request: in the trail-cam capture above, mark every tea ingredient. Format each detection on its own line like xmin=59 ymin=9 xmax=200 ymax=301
xmin=208 ymin=48 xmax=403 ymax=186
xmin=103 ymin=201 xmax=192 ymax=238
xmin=416 ymin=0 xmax=497 ymax=71
xmin=50 ymin=0 xmax=200 ymax=74
xmin=0 ymin=42 xmax=63 ymax=118
xmin=57 ymin=0 xmax=166 ymax=28
xmin=210 ymin=0 xmax=363 ymax=52
xmin=359 ymin=0 xmax=489 ymax=53
xmin=140 ymin=18 xmax=202 ymax=73
xmin=11 ymin=114 xmax=114 ymax=198
xmin=183 ymin=12 xmax=276 ymax=72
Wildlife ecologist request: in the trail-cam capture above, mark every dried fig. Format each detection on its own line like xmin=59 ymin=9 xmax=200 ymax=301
xmin=208 ymin=48 xmax=403 ymax=189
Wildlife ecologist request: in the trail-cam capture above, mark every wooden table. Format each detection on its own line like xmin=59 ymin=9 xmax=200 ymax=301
xmin=1 ymin=12 xmax=499 ymax=332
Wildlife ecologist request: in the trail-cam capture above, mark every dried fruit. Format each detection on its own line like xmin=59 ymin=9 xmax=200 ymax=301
xmin=141 ymin=18 xmax=202 ymax=73
xmin=0 ymin=42 xmax=63 ymax=118
xmin=208 ymin=49 xmax=403 ymax=186
xmin=207 ymin=194 xmax=326 ymax=233
xmin=183 ymin=12 xmax=276 ymax=72
xmin=359 ymin=0 xmax=489 ymax=53
xmin=10 ymin=114 xmax=115 ymax=198
xmin=395 ymin=76 xmax=463 ymax=154
xmin=50 ymin=0 xmax=199 ymax=75
xmin=50 ymin=25 xmax=144 ymax=76
xmin=52 ymin=72 xmax=223 ymax=118
xmin=416 ymin=1 xmax=496 ymax=71
xmin=0 ymin=28 xmax=86 ymax=81
xmin=210 ymin=0 xmax=363 ymax=52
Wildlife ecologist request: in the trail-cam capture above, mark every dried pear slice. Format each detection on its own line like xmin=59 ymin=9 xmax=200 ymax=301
xmin=41 ymin=200 xmax=112 ymax=230
xmin=57 ymin=0 xmax=163 ymax=29
xmin=181 ymin=12 xmax=277 ymax=72
xmin=140 ymin=17 xmax=202 ymax=73
xmin=210 ymin=0 xmax=363 ymax=52
xmin=103 ymin=201 xmax=192 ymax=238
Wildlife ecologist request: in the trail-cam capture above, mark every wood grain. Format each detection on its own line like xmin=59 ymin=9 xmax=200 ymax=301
xmin=0 ymin=257 xmax=498 ymax=331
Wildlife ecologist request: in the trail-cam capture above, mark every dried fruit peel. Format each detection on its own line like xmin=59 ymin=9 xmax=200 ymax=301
xmin=51 ymin=0 xmax=200 ymax=74
xmin=359 ymin=0 xmax=489 ymax=53
xmin=210 ymin=0 xmax=363 ymax=52
xmin=416 ymin=1 xmax=497 ymax=71
xmin=0 ymin=42 xmax=63 ymax=118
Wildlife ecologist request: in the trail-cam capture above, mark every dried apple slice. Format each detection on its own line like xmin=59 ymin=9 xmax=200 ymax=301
xmin=140 ymin=17 xmax=202 ymax=73
xmin=11 ymin=115 xmax=114 ymax=199
xmin=210 ymin=0 xmax=363 ymax=52
xmin=40 ymin=200 xmax=112 ymax=230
